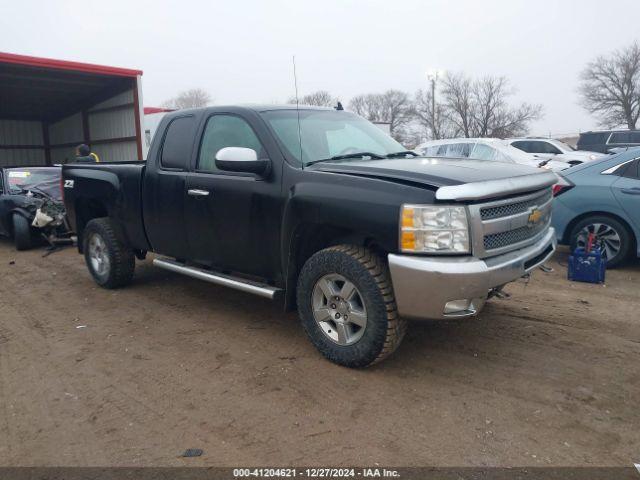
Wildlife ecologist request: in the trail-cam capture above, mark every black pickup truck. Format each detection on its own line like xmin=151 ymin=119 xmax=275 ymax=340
xmin=62 ymin=105 xmax=557 ymax=367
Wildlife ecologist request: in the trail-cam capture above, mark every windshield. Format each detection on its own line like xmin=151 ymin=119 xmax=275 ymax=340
xmin=261 ymin=109 xmax=406 ymax=165
xmin=549 ymin=139 xmax=575 ymax=152
xmin=5 ymin=167 xmax=62 ymax=200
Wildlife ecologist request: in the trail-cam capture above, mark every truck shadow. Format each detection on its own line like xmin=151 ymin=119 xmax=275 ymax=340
xmin=127 ymin=257 xmax=523 ymax=372
xmin=69 ymin=253 xmax=640 ymax=381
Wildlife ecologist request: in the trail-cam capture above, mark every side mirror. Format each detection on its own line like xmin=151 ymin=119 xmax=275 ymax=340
xmin=215 ymin=147 xmax=270 ymax=175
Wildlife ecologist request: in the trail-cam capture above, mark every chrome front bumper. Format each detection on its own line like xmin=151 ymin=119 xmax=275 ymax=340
xmin=387 ymin=227 xmax=557 ymax=320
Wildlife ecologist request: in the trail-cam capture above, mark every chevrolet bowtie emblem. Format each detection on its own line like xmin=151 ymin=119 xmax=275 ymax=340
xmin=528 ymin=209 xmax=543 ymax=225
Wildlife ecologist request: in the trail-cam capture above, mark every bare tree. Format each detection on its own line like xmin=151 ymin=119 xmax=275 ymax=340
xmin=471 ymin=76 xmax=543 ymax=138
xmin=579 ymin=41 xmax=640 ymax=130
xmin=162 ymin=88 xmax=212 ymax=109
xmin=441 ymin=73 xmax=474 ymax=137
xmin=288 ymin=90 xmax=336 ymax=107
xmin=348 ymin=90 xmax=412 ymax=139
xmin=413 ymin=88 xmax=457 ymax=140
xmin=440 ymin=73 xmax=542 ymax=138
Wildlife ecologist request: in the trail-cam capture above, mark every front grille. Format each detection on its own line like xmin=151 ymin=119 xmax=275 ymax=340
xmin=480 ymin=189 xmax=552 ymax=220
xmin=483 ymin=218 xmax=549 ymax=250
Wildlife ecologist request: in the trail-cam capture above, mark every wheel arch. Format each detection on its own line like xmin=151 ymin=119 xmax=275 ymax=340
xmin=74 ymin=198 xmax=110 ymax=253
xmin=283 ymin=222 xmax=388 ymax=311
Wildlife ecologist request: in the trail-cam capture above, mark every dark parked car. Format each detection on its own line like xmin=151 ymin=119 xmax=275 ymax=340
xmin=0 ymin=166 xmax=67 ymax=250
xmin=552 ymin=149 xmax=640 ymax=267
xmin=62 ymin=105 xmax=557 ymax=367
xmin=577 ymin=130 xmax=640 ymax=154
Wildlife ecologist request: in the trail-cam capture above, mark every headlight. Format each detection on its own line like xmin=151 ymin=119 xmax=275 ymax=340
xmin=400 ymin=205 xmax=470 ymax=253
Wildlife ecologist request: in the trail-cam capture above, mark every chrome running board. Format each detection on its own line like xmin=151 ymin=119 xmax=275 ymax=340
xmin=153 ymin=257 xmax=281 ymax=300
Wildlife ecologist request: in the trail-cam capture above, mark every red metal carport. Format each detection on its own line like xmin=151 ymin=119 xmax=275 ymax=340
xmin=0 ymin=52 xmax=144 ymax=166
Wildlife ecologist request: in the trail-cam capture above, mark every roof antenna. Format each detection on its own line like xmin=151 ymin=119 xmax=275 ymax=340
xmin=335 ymin=101 xmax=344 ymax=111
xmin=292 ymin=55 xmax=304 ymax=168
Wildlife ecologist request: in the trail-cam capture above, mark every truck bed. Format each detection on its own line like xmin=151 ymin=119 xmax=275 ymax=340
xmin=62 ymin=161 xmax=150 ymax=252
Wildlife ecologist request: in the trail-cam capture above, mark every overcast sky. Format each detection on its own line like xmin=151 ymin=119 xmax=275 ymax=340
xmin=2 ymin=0 xmax=639 ymax=136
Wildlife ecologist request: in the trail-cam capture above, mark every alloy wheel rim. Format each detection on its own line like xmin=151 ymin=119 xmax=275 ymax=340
xmin=311 ymin=273 xmax=367 ymax=346
xmin=576 ymin=223 xmax=621 ymax=260
xmin=88 ymin=233 xmax=110 ymax=277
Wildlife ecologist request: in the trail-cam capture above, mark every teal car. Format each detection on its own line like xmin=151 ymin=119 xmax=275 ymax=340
xmin=552 ymin=149 xmax=640 ymax=268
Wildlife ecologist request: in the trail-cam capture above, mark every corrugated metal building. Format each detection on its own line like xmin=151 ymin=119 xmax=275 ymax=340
xmin=0 ymin=52 xmax=145 ymax=167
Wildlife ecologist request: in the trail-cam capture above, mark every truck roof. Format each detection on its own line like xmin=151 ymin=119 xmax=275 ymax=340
xmin=163 ymin=104 xmax=336 ymax=117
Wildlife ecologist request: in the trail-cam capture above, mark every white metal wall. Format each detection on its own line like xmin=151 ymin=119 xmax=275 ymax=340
xmin=1 ymin=85 xmax=140 ymax=166
xmin=92 ymin=142 xmax=138 ymax=163
xmin=89 ymin=109 xmax=136 ymax=141
xmin=49 ymin=113 xmax=84 ymax=164
xmin=88 ymin=88 xmax=138 ymax=162
xmin=50 ymin=146 xmax=78 ymax=165
xmin=49 ymin=113 xmax=83 ymax=144
xmin=0 ymin=119 xmax=45 ymax=167
xmin=92 ymin=90 xmax=133 ymax=110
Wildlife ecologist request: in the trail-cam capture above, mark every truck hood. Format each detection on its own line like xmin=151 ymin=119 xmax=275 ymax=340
xmin=309 ymin=157 xmax=545 ymax=188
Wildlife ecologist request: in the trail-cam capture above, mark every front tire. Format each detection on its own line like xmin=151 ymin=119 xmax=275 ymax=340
xmin=83 ymin=218 xmax=135 ymax=288
xmin=13 ymin=214 xmax=32 ymax=251
xmin=297 ymin=245 xmax=406 ymax=367
xmin=569 ymin=215 xmax=632 ymax=268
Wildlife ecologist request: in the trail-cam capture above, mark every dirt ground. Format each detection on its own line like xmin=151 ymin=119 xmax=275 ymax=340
xmin=0 ymin=238 xmax=638 ymax=467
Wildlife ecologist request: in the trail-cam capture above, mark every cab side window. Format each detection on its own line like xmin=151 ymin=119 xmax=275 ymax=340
xmin=198 ymin=115 xmax=265 ymax=172
xmin=160 ymin=116 xmax=196 ymax=170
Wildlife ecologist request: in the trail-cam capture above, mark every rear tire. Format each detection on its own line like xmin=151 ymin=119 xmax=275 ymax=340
xmin=13 ymin=214 xmax=32 ymax=251
xmin=297 ymin=245 xmax=406 ymax=368
xmin=83 ymin=218 xmax=135 ymax=288
xmin=569 ymin=215 xmax=632 ymax=268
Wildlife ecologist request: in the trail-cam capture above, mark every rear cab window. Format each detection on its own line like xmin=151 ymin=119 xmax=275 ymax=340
xmin=160 ymin=116 xmax=196 ymax=170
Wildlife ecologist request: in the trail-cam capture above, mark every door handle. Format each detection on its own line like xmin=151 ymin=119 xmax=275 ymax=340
xmin=188 ymin=189 xmax=210 ymax=197
xmin=621 ymin=188 xmax=640 ymax=195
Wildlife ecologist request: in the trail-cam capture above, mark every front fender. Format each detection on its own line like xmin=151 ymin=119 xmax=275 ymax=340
xmin=279 ymin=172 xmax=436 ymax=310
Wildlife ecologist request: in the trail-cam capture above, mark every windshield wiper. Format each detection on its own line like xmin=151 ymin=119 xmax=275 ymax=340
xmin=385 ymin=150 xmax=418 ymax=158
xmin=306 ymin=152 xmax=385 ymax=166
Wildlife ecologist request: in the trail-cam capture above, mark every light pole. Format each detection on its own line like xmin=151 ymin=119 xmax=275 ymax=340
xmin=426 ymin=69 xmax=445 ymax=139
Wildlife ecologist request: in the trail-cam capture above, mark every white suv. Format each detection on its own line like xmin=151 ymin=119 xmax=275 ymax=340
xmin=507 ymin=138 xmax=604 ymax=165
xmin=415 ymin=138 xmax=570 ymax=171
